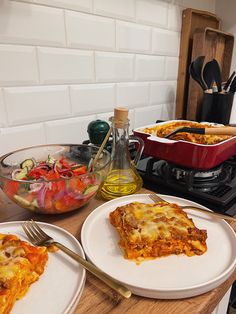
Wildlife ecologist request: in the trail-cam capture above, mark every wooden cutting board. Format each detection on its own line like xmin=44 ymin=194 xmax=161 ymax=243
xmin=186 ymin=27 xmax=234 ymax=121
xmin=175 ymin=8 xmax=220 ymax=119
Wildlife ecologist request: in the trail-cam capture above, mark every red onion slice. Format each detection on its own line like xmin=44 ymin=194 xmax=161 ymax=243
xmin=54 ymin=190 xmax=65 ymax=200
xmin=29 ymin=183 xmax=44 ymax=193
xmin=37 ymin=184 xmax=47 ymax=208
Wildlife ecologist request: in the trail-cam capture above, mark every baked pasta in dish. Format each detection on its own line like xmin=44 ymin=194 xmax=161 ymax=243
xmin=109 ymin=202 xmax=207 ymax=261
xmin=142 ymin=121 xmax=231 ymax=144
xmin=0 ymin=233 xmax=48 ymax=314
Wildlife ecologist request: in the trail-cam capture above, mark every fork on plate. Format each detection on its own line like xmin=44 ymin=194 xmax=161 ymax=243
xmin=22 ymin=220 xmax=131 ymax=299
xmin=148 ymin=193 xmax=236 ymax=223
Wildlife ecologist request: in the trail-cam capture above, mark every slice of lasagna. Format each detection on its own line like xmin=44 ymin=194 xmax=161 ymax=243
xmin=109 ymin=202 xmax=207 ymax=261
xmin=0 ymin=233 xmax=48 ymax=314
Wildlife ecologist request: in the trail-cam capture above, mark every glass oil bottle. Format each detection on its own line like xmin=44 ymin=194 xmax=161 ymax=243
xmin=100 ymin=107 xmax=144 ymax=200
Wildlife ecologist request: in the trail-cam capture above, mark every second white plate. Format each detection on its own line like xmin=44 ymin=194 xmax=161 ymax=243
xmin=1 ymin=221 xmax=86 ymax=314
xmin=81 ymin=194 xmax=236 ymax=299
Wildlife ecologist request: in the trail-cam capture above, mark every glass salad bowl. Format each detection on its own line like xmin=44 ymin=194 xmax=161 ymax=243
xmin=0 ymin=144 xmax=110 ymax=214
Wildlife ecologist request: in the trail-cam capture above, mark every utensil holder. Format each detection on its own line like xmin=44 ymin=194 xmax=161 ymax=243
xmin=200 ymin=92 xmax=234 ymax=124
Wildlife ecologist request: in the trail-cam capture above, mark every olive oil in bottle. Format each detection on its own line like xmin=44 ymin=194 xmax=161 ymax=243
xmin=100 ymin=107 xmax=144 ymax=200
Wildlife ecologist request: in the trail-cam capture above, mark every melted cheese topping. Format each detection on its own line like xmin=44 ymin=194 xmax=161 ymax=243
xmin=109 ymin=202 xmax=207 ymax=261
xmin=0 ymin=233 xmax=48 ymax=314
xmin=141 ymin=121 xmax=231 ymax=145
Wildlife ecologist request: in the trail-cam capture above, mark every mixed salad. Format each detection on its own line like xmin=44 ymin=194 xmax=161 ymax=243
xmin=4 ymin=155 xmax=99 ymax=213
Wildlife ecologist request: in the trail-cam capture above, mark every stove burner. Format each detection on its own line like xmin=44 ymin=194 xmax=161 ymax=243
xmin=157 ymin=162 xmax=233 ymax=192
xmin=137 ymin=156 xmax=236 ymax=215
xmin=169 ymin=164 xmax=223 ymax=180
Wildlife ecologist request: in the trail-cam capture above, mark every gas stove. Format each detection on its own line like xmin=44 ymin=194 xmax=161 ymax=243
xmin=83 ymin=125 xmax=236 ymax=216
xmin=137 ymin=155 xmax=236 ymax=216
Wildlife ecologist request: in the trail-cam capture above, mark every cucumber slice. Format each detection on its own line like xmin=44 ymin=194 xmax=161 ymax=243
xmin=20 ymin=159 xmax=35 ymax=170
xmin=13 ymin=195 xmax=38 ymax=211
xmin=83 ymin=185 xmax=99 ymax=195
xmin=47 ymin=155 xmax=56 ymax=165
xmin=13 ymin=195 xmax=31 ymax=206
xmin=14 ymin=168 xmax=28 ymax=180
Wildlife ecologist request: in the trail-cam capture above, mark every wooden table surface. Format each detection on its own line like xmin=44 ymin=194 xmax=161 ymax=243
xmin=0 ymin=187 xmax=235 ymax=314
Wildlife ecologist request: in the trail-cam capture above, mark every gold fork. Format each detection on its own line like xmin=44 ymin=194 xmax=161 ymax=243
xmin=22 ymin=220 xmax=131 ymax=299
xmin=148 ymin=193 xmax=236 ymax=223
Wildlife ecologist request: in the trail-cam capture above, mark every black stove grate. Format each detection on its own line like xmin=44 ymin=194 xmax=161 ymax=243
xmin=157 ymin=160 xmax=233 ymax=193
xmin=137 ymin=156 xmax=236 ymax=216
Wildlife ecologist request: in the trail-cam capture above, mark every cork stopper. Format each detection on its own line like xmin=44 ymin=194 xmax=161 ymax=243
xmin=114 ymin=107 xmax=129 ymax=127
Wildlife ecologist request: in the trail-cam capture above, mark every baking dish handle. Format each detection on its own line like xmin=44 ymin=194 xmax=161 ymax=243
xmin=147 ymin=135 xmax=176 ymax=144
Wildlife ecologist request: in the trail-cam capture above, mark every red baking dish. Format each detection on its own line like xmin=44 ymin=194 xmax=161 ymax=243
xmin=133 ymin=120 xmax=236 ymax=170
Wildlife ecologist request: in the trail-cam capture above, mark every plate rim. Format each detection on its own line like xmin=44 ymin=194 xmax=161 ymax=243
xmin=81 ymin=193 xmax=236 ymax=297
xmin=0 ymin=220 xmax=86 ymax=314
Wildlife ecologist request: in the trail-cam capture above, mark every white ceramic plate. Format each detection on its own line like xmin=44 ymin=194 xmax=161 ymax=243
xmin=1 ymin=221 xmax=86 ymax=314
xmin=81 ymin=194 xmax=236 ymax=299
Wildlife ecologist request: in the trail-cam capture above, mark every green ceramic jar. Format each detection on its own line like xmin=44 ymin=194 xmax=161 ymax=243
xmin=87 ymin=119 xmax=110 ymax=145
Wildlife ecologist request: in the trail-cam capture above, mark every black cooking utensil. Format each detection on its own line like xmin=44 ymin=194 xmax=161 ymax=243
xmin=229 ymin=76 xmax=236 ymax=92
xmin=202 ymin=61 xmax=215 ymax=90
xmin=223 ymin=71 xmax=235 ymax=92
xmin=165 ymin=127 xmax=199 ymax=138
xmin=211 ymin=59 xmax=222 ymax=92
xmin=192 ymin=56 xmax=208 ymax=90
xmin=165 ymin=126 xmax=236 ymax=139
xmin=189 ymin=60 xmax=207 ymax=91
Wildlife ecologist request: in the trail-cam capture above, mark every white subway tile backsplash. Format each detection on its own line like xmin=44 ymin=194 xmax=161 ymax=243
xmin=33 ymin=0 xmax=92 ymax=13
xmin=135 ymin=55 xmax=165 ymax=81
xmin=94 ymin=0 xmax=135 ymax=21
xmin=0 ymin=90 xmax=7 ymax=127
xmin=182 ymin=0 xmax=215 ymax=12
xmin=174 ymin=0 xmax=183 ymax=4
xmin=152 ymin=28 xmax=180 ymax=56
xmin=70 ymin=84 xmax=115 ymax=115
xmin=168 ymin=4 xmax=182 ymax=31
xmin=0 ymin=0 xmax=213 ymax=152
xmin=65 ymin=11 xmax=115 ymax=50
xmin=128 ymin=109 xmax=135 ymax=132
xmin=45 ymin=115 xmax=96 ymax=144
xmin=136 ymin=0 xmax=168 ymax=28
xmin=150 ymin=81 xmax=177 ymax=105
xmin=15 ymin=0 xmax=34 ymax=2
xmin=117 ymin=82 xmax=149 ymax=108
xmin=95 ymin=52 xmax=134 ymax=82
xmin=0 ymin=1 xmax=66 ymax=46
xmin=0 ymin=124 xmax=46 ymax=155
xmin=134 ymin=105 xmax=163 ymax=128
xmin=4 ymin=86 xmax=71 ymax=126
xmin=96 ymin=111 xmax=113 ymax=123
xmin=116 ymin=21 xmax=151 ymax=54
xmin=0 ymin=45 xmax=38 ymax=86
xmin=162 ymin=102 xmax=175 ymax=120
xmin=165 ymin=57 xmax=179 ymax=80
xmin=38 ymin=47 xmax=94 ymax=84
